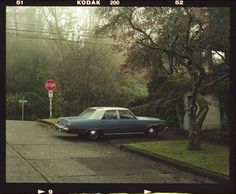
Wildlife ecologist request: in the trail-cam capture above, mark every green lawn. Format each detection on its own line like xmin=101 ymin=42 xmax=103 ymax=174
xmin=39 ymin=118 xmax=57 ymax=124
xmin=126 ymin=140 xmax=229 ymax=176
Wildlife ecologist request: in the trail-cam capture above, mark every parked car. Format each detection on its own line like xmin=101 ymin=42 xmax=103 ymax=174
xmin=55 ymin=107 xmax=168 ymax=140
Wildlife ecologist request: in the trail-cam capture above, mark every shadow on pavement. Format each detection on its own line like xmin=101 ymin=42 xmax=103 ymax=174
xmin=54 ymin=133 xmax=161 ymax=146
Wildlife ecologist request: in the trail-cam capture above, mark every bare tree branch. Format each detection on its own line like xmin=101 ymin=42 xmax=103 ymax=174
xmin=212 ymin=49 xmax=226 ymax=62
xmin=199 ymin=74 xmax=229 ymax=91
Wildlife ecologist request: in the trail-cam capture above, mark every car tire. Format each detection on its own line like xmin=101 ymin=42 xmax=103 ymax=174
xmin=146 ymin=127 xmax=157 ymax=138
xmin=88 ymin=129 xmax=101 ymax=140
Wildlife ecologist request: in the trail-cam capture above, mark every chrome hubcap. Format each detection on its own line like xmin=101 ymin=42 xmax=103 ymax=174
xmin=90 ymin=130 xmax=97 ymax=136
xmin=149 ymin=128 xmax=154 ymax=133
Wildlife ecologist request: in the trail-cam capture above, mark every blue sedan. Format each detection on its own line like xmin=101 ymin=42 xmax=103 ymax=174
xmin=55 ymin=107 xmax=168 ymax=140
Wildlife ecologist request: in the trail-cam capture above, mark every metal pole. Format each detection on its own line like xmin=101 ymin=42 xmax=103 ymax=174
xmin=22 ymin=101 xmax=24 ymax=120
xmin=19 ymin=100 xmax=27 ymax=120
xmin=50 ymin=97 xmax=52 ymax=118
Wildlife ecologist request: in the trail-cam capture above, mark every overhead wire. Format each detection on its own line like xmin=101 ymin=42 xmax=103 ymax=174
xmin=6 ymin=27 xmax=107 ymax=39
xmin=6 ymin=21 xmax=106 ymax=37
xmin=6 ymin=32 xmax=114 ymax=47
xmin=6 ymin=21 xmax=115 ymax=47
xmin=6 ymin=20 xmax=112 ymax=47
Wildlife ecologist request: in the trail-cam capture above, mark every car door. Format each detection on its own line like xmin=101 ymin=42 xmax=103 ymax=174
xmin=118 ymin=110 xmax=145 ymax=133
xmin=101 ymin=110 xmax=120 ymax=135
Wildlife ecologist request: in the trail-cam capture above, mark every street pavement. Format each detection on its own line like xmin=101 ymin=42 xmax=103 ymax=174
xmin=6 ymin=120 xmax=216 ymax=183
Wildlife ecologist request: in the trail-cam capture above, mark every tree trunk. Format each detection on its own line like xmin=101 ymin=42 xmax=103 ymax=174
xmin=187 ymin=130 xmax=201 ymax=150
xmin=176 ymin=104 xmax=183 ymax=130
xmin=187 ymin=98 xmax=209 ymax=150
xmin=206 ymin=46 xmax=213 ymax=74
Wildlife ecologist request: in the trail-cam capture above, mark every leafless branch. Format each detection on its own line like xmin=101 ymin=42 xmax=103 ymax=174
xmin=199 ymin=74 xmax=229 ymax=91
xmin=212 ymin=49 xmax=226 ymax=62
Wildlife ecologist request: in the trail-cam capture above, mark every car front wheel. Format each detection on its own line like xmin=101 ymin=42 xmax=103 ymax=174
xmin=88 ymin=129 xmax=100 ymax=140
xmin=146 ymin=127 xmax=157 ymax=138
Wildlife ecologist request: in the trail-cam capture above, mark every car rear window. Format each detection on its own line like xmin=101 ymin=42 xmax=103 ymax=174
xmin=119 ymin=110 xmax=135 ymax=119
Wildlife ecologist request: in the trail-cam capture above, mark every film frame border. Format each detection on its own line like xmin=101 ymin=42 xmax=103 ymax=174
xmin=1 ymin=0 xmax=236 ymax=193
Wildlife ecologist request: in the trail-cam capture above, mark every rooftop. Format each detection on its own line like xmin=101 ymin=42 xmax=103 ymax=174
xmin=89 ymin=107 xmax=128 ymax=110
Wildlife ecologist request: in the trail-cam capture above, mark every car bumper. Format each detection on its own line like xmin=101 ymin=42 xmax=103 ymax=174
xmin=55 ymin=123 xmax=69 ymax=133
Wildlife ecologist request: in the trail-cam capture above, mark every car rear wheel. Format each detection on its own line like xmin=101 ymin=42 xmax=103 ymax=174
xmin=88 ymin=129 xmax=100 ymax=140
xmin=146 ymin=127 xmax=157 ymax=138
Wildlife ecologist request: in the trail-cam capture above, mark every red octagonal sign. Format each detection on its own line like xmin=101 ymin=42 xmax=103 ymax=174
xmin=45 ymin=79 xmax=56 ymax=91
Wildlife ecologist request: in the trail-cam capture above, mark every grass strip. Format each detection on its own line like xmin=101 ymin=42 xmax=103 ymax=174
xmin=125 ymin=140 xmax=229 ymax=176
xmin=38 ymin=118 xmax=57 ymax=125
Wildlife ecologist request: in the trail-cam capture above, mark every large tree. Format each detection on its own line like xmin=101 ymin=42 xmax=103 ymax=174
xmin=41 ymin=7 xmax=147 ymax=114
xmin=6 ymin=7 xmax=148 ymax=119
xmin=96 ymin=7 xmax=229 ymax=150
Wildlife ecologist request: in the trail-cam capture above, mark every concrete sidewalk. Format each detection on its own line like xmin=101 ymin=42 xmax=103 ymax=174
xmin=7 ymin=119 xmax=216 ymax=184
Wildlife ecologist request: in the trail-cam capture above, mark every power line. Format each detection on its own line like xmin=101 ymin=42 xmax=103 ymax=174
xmin=7 ymin=21 xmax=48 ymax=27
xmin=6 ymin=32 xmax=114 ymax=47
xmin=7 ymin=28 xmax=61 ymax=35
xmin=6 ymin=28 xmax=107 ymax=39
xmin=6 ymin=21 xmax=103 ymax=36
xmin=6 ymin=21 xmax=79 ymax=31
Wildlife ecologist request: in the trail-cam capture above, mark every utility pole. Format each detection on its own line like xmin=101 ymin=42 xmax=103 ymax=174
xmin=19 ymin=100 xmax=28 ymax=120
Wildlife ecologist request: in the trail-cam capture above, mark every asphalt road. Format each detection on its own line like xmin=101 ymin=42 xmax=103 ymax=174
xmin=6 ymin=120 xmax=215 ymax=183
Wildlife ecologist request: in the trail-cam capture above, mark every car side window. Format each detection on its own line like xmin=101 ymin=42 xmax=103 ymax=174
xmin=103 ymin=110 xmax=117 ymax=119
xmin=102 ymin=114 xmax=107 ymax=119
xmin=119 ymin=110 xmax=135 ymax=119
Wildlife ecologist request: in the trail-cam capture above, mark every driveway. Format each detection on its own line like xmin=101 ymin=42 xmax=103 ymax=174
xmin=6 ymin=120 xmax=215 ymax=183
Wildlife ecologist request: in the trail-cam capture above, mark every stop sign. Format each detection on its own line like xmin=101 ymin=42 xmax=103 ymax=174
xmin=45 ymin=79 xmax=56 ymax=91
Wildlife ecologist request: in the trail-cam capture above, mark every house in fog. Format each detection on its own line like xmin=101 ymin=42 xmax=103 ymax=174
xmin=183 ymin=50 xmax=228 ymax=131
xmin=183 ymin=92 xmax=222 ymax=131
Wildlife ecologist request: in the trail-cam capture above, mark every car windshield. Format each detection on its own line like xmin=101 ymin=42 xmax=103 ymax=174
xmin=78 ymin=108 xmax=96 ymax=119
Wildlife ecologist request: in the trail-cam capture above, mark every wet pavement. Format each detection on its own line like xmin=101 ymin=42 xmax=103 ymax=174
xmin=6 ymin=120 xmax=216 ymax=183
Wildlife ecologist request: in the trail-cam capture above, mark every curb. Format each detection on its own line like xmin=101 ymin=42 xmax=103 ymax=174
xmin=120 ymin=145 xmax=229 ymax=183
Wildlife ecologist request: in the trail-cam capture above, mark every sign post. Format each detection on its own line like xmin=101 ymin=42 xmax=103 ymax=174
xmin=45 ymin=80 xmax=56 ymax=118
xmin=48 ymin=90 xmax=53 ymax=118
xmin=19 ymin=100 xmax=28 ymax=120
